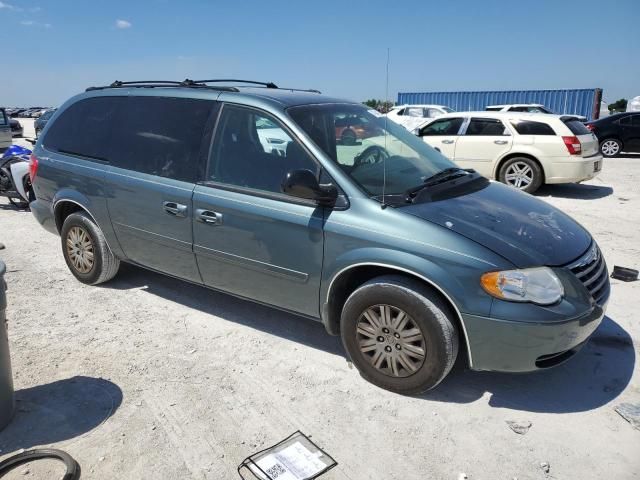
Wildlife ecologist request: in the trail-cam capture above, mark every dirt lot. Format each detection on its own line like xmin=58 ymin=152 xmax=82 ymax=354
xmin=1 ymin=120 xmax=639 ymax=479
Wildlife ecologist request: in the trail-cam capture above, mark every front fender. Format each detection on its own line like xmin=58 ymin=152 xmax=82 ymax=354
xmin=321 ymin=247 xmax=494 ymax=319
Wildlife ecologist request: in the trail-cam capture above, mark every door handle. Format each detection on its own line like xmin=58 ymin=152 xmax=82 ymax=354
xmin=494 ymin=140 xmax=509 ymax=145
xmin=196 ymin=209 xmax=223 ymax=225
xmin=163 ymin=201 xmax=188 ymax=217
xmin=441 ymin=139 xmax=454 ymax=144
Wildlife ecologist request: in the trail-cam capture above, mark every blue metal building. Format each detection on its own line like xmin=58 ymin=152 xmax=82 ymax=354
xmin=396 ymin=88 xmax=603 ymax=121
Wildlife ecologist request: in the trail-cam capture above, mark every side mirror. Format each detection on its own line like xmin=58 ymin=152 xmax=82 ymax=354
xmin=282 ymin=169 xmax=338 ymax=206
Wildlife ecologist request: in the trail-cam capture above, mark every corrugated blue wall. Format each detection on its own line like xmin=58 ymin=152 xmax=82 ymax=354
xmin=397 ymin=88 xmax=602 ymax=120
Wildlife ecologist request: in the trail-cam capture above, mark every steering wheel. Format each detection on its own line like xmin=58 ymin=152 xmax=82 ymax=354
xmin=353 ymin=145 xmax=390 ymax=169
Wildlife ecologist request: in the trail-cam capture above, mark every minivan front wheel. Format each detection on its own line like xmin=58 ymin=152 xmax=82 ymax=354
xmin=498 ymin=157 xmax=543 ymax=193
xmin=340 ymin=275 xmax=458 ymax=394
xmin=61 ymin=212 xmax=120 ymax=285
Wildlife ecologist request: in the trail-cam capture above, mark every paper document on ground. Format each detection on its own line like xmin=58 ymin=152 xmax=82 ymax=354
xmin=251 ymin=441 xmax=326 ymax=479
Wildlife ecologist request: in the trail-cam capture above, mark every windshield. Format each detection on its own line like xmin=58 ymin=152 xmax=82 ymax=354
xmin=442 ymin=107 xmax=455 ymax=113
xmin=287 ymin=103 xmax=455 ymax=197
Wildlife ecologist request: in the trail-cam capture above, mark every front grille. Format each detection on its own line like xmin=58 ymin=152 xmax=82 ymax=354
xmin=567 ymin=243 xmax=609 ymax=305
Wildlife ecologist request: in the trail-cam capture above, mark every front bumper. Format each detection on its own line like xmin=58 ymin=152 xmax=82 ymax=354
xmin=463 ymin=300 xmax=607 ymax=372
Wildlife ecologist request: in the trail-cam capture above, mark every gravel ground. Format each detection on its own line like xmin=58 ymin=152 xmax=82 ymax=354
xmin=1 ymin=120 xmax=639 ymax=479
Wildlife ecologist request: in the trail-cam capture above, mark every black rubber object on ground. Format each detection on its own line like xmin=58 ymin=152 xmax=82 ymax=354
xmin=611 ymin=266 xmax=639 ymax=282
xmin=0 ymin=449 xmax=81 ymax=479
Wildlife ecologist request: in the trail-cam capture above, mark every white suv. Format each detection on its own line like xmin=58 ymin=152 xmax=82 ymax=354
xmin=485 ymin=104 xmax=587 ymax=122
xmin=386 ymin=104 xmax=454 ymax=132
xmin=417 ymin=112 xmax=602 ymax=193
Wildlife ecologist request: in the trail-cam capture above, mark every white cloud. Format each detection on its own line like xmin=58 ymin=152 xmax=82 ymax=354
xmin=20 ymin=19 xmax=51 ymax=28
xmin=115 ymin=19 xmax=132 ymax=29
xmin=0 ymin=1 xmax=19 ymax=10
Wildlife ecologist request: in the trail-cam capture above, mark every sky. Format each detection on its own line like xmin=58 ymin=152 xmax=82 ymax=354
xmin=1 ymin=0 xmax=639 ymax=107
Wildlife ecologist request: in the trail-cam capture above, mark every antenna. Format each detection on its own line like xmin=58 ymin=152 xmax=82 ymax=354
xmin=382 ymin=47 xmax=390 ymax=209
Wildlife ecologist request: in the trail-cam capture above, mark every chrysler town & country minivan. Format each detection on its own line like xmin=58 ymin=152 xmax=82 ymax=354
xmin=29 ymin=80 xmax=610 ymax=393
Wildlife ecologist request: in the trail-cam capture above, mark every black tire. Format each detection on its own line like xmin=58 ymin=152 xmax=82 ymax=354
xmin=60 ymin=211 xmax=120 ymax=285
xmin=341 ymin=129 xmax=357 ymax=146
xmin=340 ymin=275 xmax=459 ymax=394
xmin=599 ymin=138 xmax=622 ymax=158
xmin=498 ymin=156 xmax=543 ymax=194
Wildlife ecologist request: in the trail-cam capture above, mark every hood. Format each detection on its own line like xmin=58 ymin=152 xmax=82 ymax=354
xmin=402 ymin=181 xmax=591 ymax=267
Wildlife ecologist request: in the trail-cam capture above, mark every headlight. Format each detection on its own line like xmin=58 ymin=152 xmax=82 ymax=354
xmin=481 ymin=267 xmax=563 ymax=305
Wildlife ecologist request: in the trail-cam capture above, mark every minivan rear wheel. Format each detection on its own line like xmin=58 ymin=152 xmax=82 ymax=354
xmin=60 ymin=212 xmax=120 ymax=285
xmin=498 ymin=157 xmax=543 ymax=194
xmin=340 ymin=275 xmax=459 ymax=394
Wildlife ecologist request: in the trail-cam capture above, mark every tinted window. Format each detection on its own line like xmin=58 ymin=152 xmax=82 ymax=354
xmin=632 ymin=115 xmax=640 ymax=126
xmin=511 ymin=120 xmax=556 ymax=135
xmin=0 ymin=110 xmax=6 ymax=125
xmin=111 ymin=96 xmax=216 ymax=182
xmin=210 ymin=105 xmax=319 ymax=195
xmin=618 ymin=115 xmax=640 ymax=126
xmin=563 ymin=119 xmax=591 ymax=135
xmin=406 ymin=107 xmax=424 ymax=117
xmin=465 ymin=118 xmax=509 ymax=136
xmin=40 ymin=110 xmax=55 ymax=121
xmin=44 ymin=97 xmax=122 ymax=160
xmin=485 ymin=107 xmax=502 ymax=111
xmin=396 ymin=108 xmax=405 ymax=116
xmin=419 ymin=117 xmax=463 ymax=136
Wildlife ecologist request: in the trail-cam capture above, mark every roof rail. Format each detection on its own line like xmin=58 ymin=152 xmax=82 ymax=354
xmin=86 ymin=80 xmax=239 ymax=92
xmin=190 ymin=79 xmax=278 ymax=88
xmin=85 ymin=78 xmax=320 ymax=94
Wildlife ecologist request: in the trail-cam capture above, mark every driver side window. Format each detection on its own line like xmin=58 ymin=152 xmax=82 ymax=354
xmin=209 ymin=105 xmax=320 ymax=195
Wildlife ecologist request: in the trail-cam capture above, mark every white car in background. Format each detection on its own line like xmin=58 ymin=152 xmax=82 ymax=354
xmin=386 ymin=104 xmax=454 ymax=132
xmin=416 ymin=111 xmax=602 ymax=193
xmin=485 ymin=104 xmax=588 ymax=122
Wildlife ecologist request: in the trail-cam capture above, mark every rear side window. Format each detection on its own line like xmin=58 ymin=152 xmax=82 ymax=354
xmin=511 ymin=120 xmax=556 ymax=135
xmin=44 ymin=97 xmax=122 ymax=160
xmin=619 ymin=115 xmax=640 ymax=126
xmin=563 ymin=119 xmax=590 ymax=135
xmin=419 ymin=117 xmax=463 ymax=136
xmin=465 ymin=118 xmax=509 ymax=136
xmin=110 ymin=96 xmax=217 ymax=183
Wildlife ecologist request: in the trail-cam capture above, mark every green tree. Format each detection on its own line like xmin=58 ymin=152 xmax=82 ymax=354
xmin=608 ymin=98 xmax=627 ymax=113
xmin=363 ymin=99 xmax=381 ymax=109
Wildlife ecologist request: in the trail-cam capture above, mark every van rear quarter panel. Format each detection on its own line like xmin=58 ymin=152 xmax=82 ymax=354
xmin=32 ymin=148 xmax=125 ymax=258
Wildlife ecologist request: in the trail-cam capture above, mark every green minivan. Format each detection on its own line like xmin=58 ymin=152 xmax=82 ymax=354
xmin=29 ymin=80 xmax=609 ymax=393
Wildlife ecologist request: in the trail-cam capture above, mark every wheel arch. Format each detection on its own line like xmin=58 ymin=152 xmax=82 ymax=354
xmin=494 ymin=152 xmax=545 ymax=183
xmin=53 ymin=198 xmax=99 ymax=234
xmin=322 ymin=262 xmax=474 ymax=368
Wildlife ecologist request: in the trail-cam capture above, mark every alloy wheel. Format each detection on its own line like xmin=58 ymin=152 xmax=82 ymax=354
xmin=504 ymin=161 xmax=533 ymax=189
xmin=66 ymin=226 xmax=95 ymax=274
xmin=601 ymin=140 xmax=620 ymax=157
xmin=356 ymin=304 xmax=426 ymax=378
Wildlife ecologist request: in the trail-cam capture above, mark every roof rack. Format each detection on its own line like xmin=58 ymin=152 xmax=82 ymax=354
xmin=85 ymin=78 xmax=320 ymax=94
xmin=86 ymin=80 xmax=240 ymax=92
xmin=188 ymin=79 xmax=278 ymax=88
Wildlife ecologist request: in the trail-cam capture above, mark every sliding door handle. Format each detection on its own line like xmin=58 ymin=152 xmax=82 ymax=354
xmin=163 ymin=201 xmax=188 ymax=217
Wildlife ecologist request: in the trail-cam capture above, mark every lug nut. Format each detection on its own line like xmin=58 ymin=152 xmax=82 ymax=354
xmin=385 ymin=346 xmax=392 ymax=352
xmin=394 ymin=333 xmax=400 ymax=339
xmin=382 ymin=328 xmax=389 ymax=334
xmin=395 ymin=344 xmax=401 ymax=350
xmin=377 ymin=336 xmax=384 ymax=342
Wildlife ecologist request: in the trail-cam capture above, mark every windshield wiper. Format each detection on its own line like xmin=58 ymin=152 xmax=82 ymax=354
xmin=405 ymin=167 xmax=469 ymax=198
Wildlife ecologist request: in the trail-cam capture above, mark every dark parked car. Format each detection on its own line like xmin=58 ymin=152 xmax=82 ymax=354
xmin=34 ymin=109 xmax=56 ymax=137
xmin=586 ymin=112 xmax=640 ymax=157
xmin=9 ymin=118 xmax=23 ymax=137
